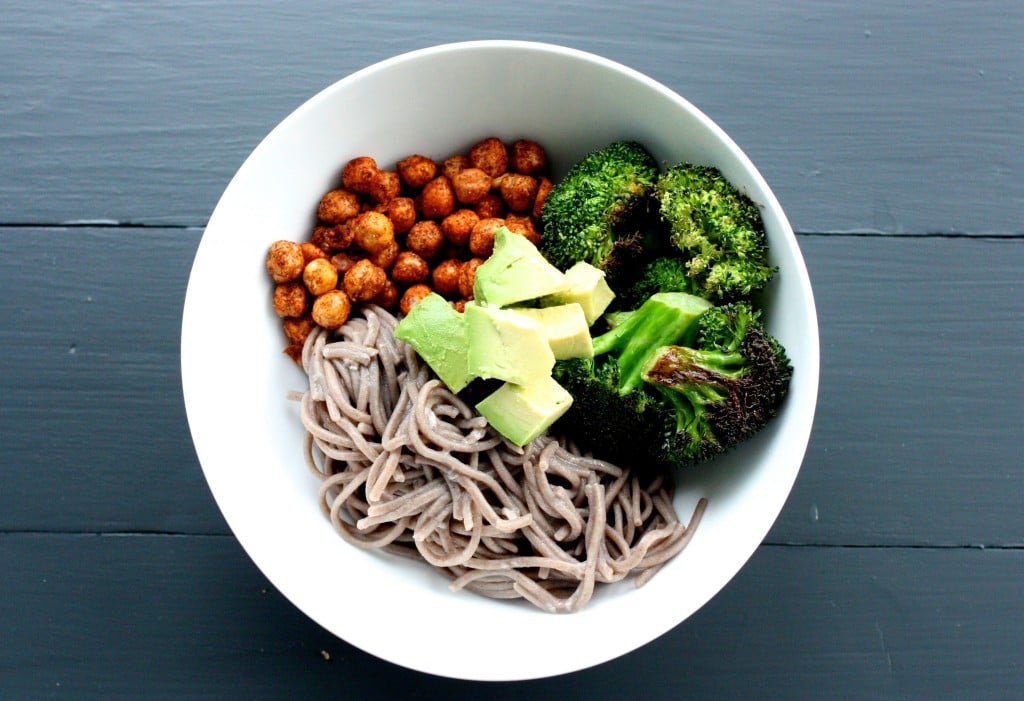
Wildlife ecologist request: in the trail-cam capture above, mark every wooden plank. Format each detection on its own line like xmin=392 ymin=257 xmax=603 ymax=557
xmin=0 ymin=229 xmax=1021 ymax=546
xmin=1 ymin=1 xmax=1021 ymax=234
xmin=0 ymin=533 xmax=1020 ymax=699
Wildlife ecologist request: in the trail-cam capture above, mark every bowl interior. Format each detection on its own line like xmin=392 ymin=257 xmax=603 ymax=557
xmin=181 ymin=40 xmax=819 ymax=681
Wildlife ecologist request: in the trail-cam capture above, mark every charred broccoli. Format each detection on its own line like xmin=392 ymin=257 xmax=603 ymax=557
xmin=614 ymin=255 xmax=701 ymax=310
xmin=656 ymin=164 xmax=777 ymax=302
xmin=539 ymin=140 xmax=660 ymax=281
xmin=553 ymin=294 xmax=791 ymax=469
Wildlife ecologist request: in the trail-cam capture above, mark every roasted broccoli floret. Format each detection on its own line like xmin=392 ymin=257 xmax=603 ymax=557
xmin=553 ymin=295 xmax=792 ymax=469
xmin=656 ymin=164 xmax=777 ymax=302
xmin=540 ymin=140 xmax=660 ymax=281
xmin=615 ymin=255 xmax=702 ymax=310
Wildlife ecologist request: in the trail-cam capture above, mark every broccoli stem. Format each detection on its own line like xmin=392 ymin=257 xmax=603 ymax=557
xmin=590 ymin=292 xmax=712 ymax=393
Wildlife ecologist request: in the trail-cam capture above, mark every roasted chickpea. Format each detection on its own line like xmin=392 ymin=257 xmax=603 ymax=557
xmin=474 ymin=193 xmax=505 ymax=219
xmin=373 ymin=278 xmax=400 ymax=311
xmin=266 ymin=240 xmax=304 ymax=283
xmin=469 ymin=217 xmax=505 ymax=257
xmin=343 ymin=259 xmax=387 ymax=302
xmin=273 ymin=281 xmax=307 ymax=318
xmin=417 ymin=175 xmax=456 ymax=219
xmin=350 ymin=211 xmax=395 ymax=254
xmin=468 ymin=137 xmax=508 ymax=178
xmin=431 ymin=258 xmax=462 ymax=298
xmin=391 ymin=251 xmax=429 ymax=284
xmin=399 ymin=284 xmax=433 ymax=316
xmin=368 ymin=170 xmax=401 ymax=205
xmin=405 ymin=220 xmax=445 ymax=260
xmin=302 ymin=257 xmax=339 ymax=296
xmin=451 ymin=167 xmax=492 ymax=204
xmin=330 ymin=250 xmax=363 ymax=275
xmin=397 ymin=154 xmax=438 ymax=188
xmin=441 ymin=208 xmax=480 ymax=247
xmin=283 ymin=344 xmax=304 ymax=365
xmin=369 ymin=240 xmax=400 ymax=270
xmin=341 ymin=156 xmax=378 ymax=194
xmin=282 ymin=315 xmax=315 ymax=345
xmin=533 ymin=176 xmax=553 ymax=219
xmin=505 ymin=213 xmax=541 ymax=246
xmin=299 ymin=241 xmax=328 ymax=264
xmin=458 ymin=257 xmax=485 ymax=299
xmin=311 ymin=289 xmax=352 ymax=329
xmin=441 ymin=154 xmax=470 ymax=181
xmin=386 ymin=196 xmax=417 ymax=234
xmin=499 ymin=173 xmax=539 ymax=213
xmin=317 ymin=188 xmax=361 ymax=224
xmin=311 ymin=223 xmax=354 ymax=252
xmin=511 ymin=139 xmax=548 ymax=175
xmin=452 ymin=299 xmax=469 ymax=313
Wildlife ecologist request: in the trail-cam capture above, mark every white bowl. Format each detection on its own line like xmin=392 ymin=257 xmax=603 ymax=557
xmin=181 ymin=40 xmax=819 ymax=681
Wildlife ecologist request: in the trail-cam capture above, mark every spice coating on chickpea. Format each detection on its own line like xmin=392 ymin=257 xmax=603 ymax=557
xmin=505 ymin=213 xmax=542 ymax=246
xmin=302 ymin=257 xmax=339 ymax=296
xmin=341 ymin=156 xmax=378 ymax=194
xmin=386 ymin=197 xmax=417 ymax=234
xmin=397 ymin=154 xmax=438 ymax=188
xmin=317 ymin=189 xmax=361 ymax=224
xmin=511 ymin=139 xmax=548 ymax=175
xmin=441 ymin=154 xmax=470 ymax=181
xmin=441 ymin=208 xmax=480 ymax=247
xmin=282 ymin=315 xmax=315 ymax=345
xmin=469 ymin=137 xmax=508 ymax=178
xmin=452 ymin=167 xmax=492 ymax=204
xmin=330 ymin=250 xmax=362 ymax=275
xmin=458 ymin=258 xmax=485 ymax=299
xmin=312 ymin=223 xmax=354 ymax=252
xmin=417 ymin=176 xmax=456 ymax=220
xmin=273 ymin=282 xmax=308 ymax=318
xmin=369 ymin=240 xmax=400 ymax=270
xmin=391 ymin=250 xmax=429 ymax=284
xmin=473 ymin=193 xmax=505 ymax=219
xmin=311 ymin=289 xmax=352 ymax=329
xmin=431 ymin=258 xmax=462 ymax=298
xmin=368 ymin=170 xmax=401 ymax=205
xmin=343 ymin=259 xmax=387 ymax=302
xmin=266 ymin=240 xmax=305 ymax=283
xmin=499 ymin=173 xmax=539 ymax=212
xmin=299 ymin=241 xmax=328 ymax=264
xmin=399 ymin=284 xmax=433 ymax=316
xmin=533 ymin=176 xmax=553 ymax=220
xmin=350 ymin=211 xmax=395 ymax=254
xmin=405 ymin=220 xmax=445 ymax=260
xmin=469 ymin=217 xmax=505 ymax=257
xmin=373 ymin=279 xmax=400 ymax=311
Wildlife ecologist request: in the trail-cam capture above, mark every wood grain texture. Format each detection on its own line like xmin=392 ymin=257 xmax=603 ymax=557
xmin=1 ymin=229 xmax=1020 ymax=546
xmin=1 ymin=1 xmax=1021 ymax=234
xmin=1 ymin=533 xmax=1020 ymax=700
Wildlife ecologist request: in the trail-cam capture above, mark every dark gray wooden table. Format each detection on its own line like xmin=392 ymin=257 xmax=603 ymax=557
xmin=2 ymin=2 xmax=1021 ymax=698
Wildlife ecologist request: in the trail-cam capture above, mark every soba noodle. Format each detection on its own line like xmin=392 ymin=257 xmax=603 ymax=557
xmin=297 ymin=304 xmax=706 ymax=613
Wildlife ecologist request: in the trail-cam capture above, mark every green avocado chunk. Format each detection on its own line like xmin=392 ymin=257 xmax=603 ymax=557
xmin=393 ymin=292 xmax=473 ymax=393
xmin=463 ymin=302 xmax=555 ymax=385
xmin=475 ymin=375 xmax=574 ymax=446
xmin=473 ymin=227 xmax=567 ymax=307
xmin=513 ymin=303 xmax=594 ymax=360
xmin=540 ymin=260 xmax=615 ymax=325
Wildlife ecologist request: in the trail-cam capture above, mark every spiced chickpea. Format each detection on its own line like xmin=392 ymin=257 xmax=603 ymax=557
xmin=368 ymin=170 xmax=401 ymax=205
xmin=451 ymin=167 xmax=492 ymax=204
xmin=273 ymin=281 xmax=308 ymax=318
xmin=431 ymin=258 xmax=462 ymax=298
xmin=441 ymin=154 xmax=470 ymax=181
xmin=341 ymin=156 xmax=378 ymax=194
xmin=266 ymin=240 xmax=304 ymax=283
xmin=399 ymin=284 xmax=433 ymax=316
xmin=299 ymin=241 xmax=328 ymax=264
xmin=311 ymin=223 xmax=354 ymax=252
xmin=283 ymin=344 xmax=304 ymax=365
xmin=317 ymin=188 xmax=361 ymax=224
xmin=441 ymin=208 xmax=479 ymax=247
xmin=311 ymin=289 xmax=352 ymax=329
xmin=343 ymin=259 xmax=387 ymax=302
xmin=469 ymin=217 xmax=505 ymax=257
xmin=533 ymin=176 xmax=553 ymax=219
xmin=282 ymin=315 xmax=315 ymax=346
xmin=499 ymin=173 xmax=539 ymax=213
xmin=391 ymin=251 xmax=429 ymax=284
xmin=452 ymin=299 xmax=468 ymax=313
xmin=330 ymin=250 xmax=363 ymax=275
xmin=468 ymin=137 xmax=508 ymax=177
xmin=397 ymin=154 xmax=437 ymax=188
xmin=373 ymin=279 xmax=400 ymax=311
xmin=405 ymin=220 xmax=444 ymax=260
xmin=511 ymin=139 xmax=548 ymax=175
xmin=302 ymin=257 xmax=339 ymax=296
xmin=417 ymin=175 xmax=456 ymax=219
xmin=474 ymin=193 xmax=505 ymax=219
xmin=505 ymin=213 xmax=542 ymax=246
xmin=386 ymin=197 xmax=417 ymax=234
xmin=350 ymin=211 xmax=395 ymax=255
xmin=458 ymin=257 xmax=485 ymax=299
xmin=369 ymin=240 xmax=400 ymax=270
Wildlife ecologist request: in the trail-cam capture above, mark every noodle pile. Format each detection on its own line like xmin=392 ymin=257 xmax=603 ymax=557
xmin=297 ymin=304 xmax=706 ymax=613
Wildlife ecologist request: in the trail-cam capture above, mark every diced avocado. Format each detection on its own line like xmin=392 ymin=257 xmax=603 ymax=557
xmin=514 ymin=303 xmax=594 ymax=360
xmin=464 ymin=302 xmax=555 ymax=385
xmin=475 ymin=375 xmax=574 ymax=446
xmin=394 ymin=292 xmax=474 ymax=393
xmin=473 ymin=227 xmax=567 ymax=307
xmin=540 ymin=261 xmax=615 ymax=325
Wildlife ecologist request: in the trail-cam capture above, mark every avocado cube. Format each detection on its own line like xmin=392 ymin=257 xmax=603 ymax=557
xmin=394 ymin=292 xmax=474 ymax=392
xmin=472 ymin=227 xmax=567 ymax=307
xmin=514 ymin=303 xmax=594 ymax=360
xmin=540 ymin=261 xmax=615 ymax=325
xmin=464 ymin=302 xmax=555 ymax=385
xmin=475 ymin=376 xmax=574 ymax=446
